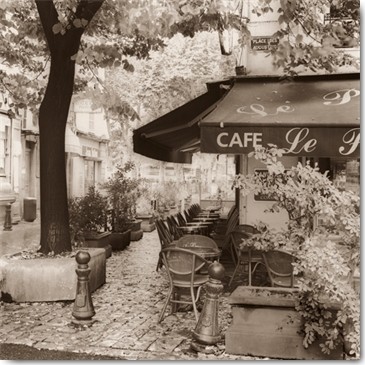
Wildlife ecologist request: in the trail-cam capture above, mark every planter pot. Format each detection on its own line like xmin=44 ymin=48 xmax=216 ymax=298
xmin=0 ymin=248 xmax=106 ymax=302
xmin=109 ymin=230 xmax=131 ymax=251
xmin=83 ymin=231 xmax=112 ymax=258
xmin=235 ymin=65 xmax=246 ymax=76
xmin=136 ymin=214 xmax=156 ymax=232
xmin=226 ymin=286 xmax=344 ymax=360
xmin=126 ymin=220 xmax=143 ymax=241
xmin=162 ymin=208 xmax=170 ymax=220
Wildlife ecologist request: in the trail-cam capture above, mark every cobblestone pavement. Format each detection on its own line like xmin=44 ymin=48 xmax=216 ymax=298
xmin=0 ymin=225 xmax=262 ymax=360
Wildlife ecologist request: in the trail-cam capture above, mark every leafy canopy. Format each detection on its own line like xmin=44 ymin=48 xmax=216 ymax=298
xmin=0 ymin=0 xmax=360 ymax=114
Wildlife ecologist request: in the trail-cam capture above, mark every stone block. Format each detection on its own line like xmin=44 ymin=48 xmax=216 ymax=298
xmin=226 ymin=286 xmax=344 ymax=360
xmin=84 ymin=231 xmax=112 ymax=258
xmin=0 ymin=248 xmax=106 ymax=302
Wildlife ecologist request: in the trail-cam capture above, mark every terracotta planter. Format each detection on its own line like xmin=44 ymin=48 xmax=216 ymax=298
xmin=109 ymin=230 xmax=131 ymax=251
xmin=83 ymin=231 xmax=112 ymax=258
xmin=226 ymin=286 xmax=344 ymax=360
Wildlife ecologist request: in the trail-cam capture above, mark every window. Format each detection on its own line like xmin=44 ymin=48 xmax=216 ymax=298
xmin=0 ymin=120 xmax=9 ymax=176
xmin=0 ymin=130 xmax=6 ymax=175
xmin=84 ymin=160 xmax=96 ymax=193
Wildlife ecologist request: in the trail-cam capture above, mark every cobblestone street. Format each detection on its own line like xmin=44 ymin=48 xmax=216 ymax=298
xmin=0 ymin=224 xmax=259 ymax=360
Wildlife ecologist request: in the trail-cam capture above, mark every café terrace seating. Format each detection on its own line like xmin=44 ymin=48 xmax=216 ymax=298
xmin=262 ymin=250 xmax=298 ymax=288
xmin=156 ymin=203 xmax=296 ymax=298
xmin=228 ymin=225 xmax=264 ymax=287
xmin=158 ymin=247 xmax=210 ymax=323
xmin=155 ymin=204 xmax=222 ymax=271
xmin=211 ymin=206 xmax=239 ymax=249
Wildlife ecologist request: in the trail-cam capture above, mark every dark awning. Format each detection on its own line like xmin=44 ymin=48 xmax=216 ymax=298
xmin=133 ymin=79 xmax=233 ymax=163
xmin=201 ymin=73 xmax=360 ymax=158
xmin=133 ymin=73 xmax=360 ymax=163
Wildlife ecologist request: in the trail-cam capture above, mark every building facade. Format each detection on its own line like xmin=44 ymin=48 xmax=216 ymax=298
xmin=0 ymin=94 xmax=110 ymax=224
xmin=234 ymin=1 xmax=360 ymax=228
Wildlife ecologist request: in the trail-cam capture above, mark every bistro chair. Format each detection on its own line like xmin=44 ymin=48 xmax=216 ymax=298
xmin=211 ymin=207 xmax=238 ymax=249
xmin=176 ymin=212 xmax=187 ymax=226
xmin=262 ymin=250 xmax=297 ymax=288
xmin=234 ymin=224 xmax=258 ymax=235
xmin=175 ymin=212 xmax=210 ymax=236
xmin=155 ymin=219 xmax=177 ymax=271
xmin=228 ymin=228 xmax=264 ymax=287
xmin=158 ymin=247 xmax=210 ymax=323
xmin=166 ymin=215 xmax=184 ymax=240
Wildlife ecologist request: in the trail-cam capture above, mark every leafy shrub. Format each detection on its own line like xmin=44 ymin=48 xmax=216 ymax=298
xmin=233 ymin=145 xmax=360 ymax=357
xmin=68 ymin=186 xmax=108 ymax=246
xmin=103 ymin=161 xmax=142 ymax=232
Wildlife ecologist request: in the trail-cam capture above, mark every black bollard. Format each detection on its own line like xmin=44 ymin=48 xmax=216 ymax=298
xmin=72 ymin=251 xmax=95 ymax=326
xmin=3 ymin=203 xmax=12 ymax=231
xmin=191 ymin=261 xmax=225 ymax=353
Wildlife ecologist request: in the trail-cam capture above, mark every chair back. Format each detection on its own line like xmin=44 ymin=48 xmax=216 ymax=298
xmin=262 ymin=250 xmax=296 ymax=288
xmin=226 ymin=205 xmax=237 ymax=220
xmin=222 ymin=209 xmax=239 ymax=248
xmin=184 ymin=210 xmax=193 ymax=222
xmin=166 ymin=215 xmax=183 ymax=240
xmin=176 ymin=212 xmax=187 ymax=226
xmin=234 ymin=224 xmax=258 ymax=235
xmin=155 ymin=219 xmax=174 ymax=248
xmin=161 ymin=247 xmax=208 ymax=282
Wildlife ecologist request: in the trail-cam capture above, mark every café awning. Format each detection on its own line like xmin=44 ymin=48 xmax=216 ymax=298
xmin=133 ymin=73 xmax=360 ymax=163
xmin=133 ymin=79 xmax=233 ymax=163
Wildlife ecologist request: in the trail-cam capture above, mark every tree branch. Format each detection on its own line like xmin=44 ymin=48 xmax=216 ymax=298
xmin=76 ymin=0 xmax=105 ymax=25
xmin=35 ymin=0 xmax=58 ymax=52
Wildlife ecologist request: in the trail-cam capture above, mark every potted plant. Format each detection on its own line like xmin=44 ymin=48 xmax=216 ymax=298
xmin=227 ymin=145 xmax=360 ymax=359
xmin=135 ymin=185 xmax=156 ymax=232
xmin=68 ymin=186 xmax=111 ymax=256
xmin=103 ymin=162 xmax=143 ymax=249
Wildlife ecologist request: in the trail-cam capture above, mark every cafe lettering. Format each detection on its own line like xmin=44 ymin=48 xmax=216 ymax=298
xmin=211 ymin=127 xmax=360 ymax=157
xmin=203 ymin=126 xmax=360 ymax=157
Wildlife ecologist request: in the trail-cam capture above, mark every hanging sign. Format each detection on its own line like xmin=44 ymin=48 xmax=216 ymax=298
xmin=251 ymin=37 xmax=279 ymax=51
xmin=201 ymin=126 xmax=360 ymax=158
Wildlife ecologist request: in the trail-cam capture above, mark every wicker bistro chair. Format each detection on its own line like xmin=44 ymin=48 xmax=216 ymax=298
xmin=158 ymin=247 xmax=210 ymax=323
xmin=174 ymin=212 xmax=210 ymax=236
xmin=155 ymin=219 xmax=177 ymax=271
xmin=166 ymin=215 xmax=184 ymax=240
xmin=228 ymin=229 xmax=265 ymax=287
xmin=262 ymin=250 xmax=298 ymax=288
xmin=211 ymin=207 xmax=239 ymax=249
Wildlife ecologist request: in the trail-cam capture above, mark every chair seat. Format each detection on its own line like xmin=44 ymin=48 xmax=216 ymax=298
xmin=272 ymin=277 xmax=298 ymax=287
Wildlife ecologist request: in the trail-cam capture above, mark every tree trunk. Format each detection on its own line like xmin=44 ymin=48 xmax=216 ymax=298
xmin=35 ymin=0 xmax=105 ymax=254
xmin=38 ymin=46 xmax=77 ymax=254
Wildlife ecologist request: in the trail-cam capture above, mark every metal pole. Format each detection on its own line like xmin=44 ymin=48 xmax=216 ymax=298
xmin=72 ymin=251 xmax=95 ymax=326
xmin=191 ymin=261 xmax=226 ymax=353
xmin=3 ymin=203 xmax=12 ymax=231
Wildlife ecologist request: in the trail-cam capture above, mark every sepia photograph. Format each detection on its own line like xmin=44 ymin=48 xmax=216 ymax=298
xmin=0 ymin=0 xmax=360 ymax=361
